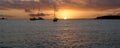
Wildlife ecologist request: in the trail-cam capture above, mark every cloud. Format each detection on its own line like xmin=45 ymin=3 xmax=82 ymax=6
xmin=0 ymin=14 xmax=13 ymax=17
xmin=53 ymin=0 xmax=120 ymax=10
xmin=0 ymin=7 xmax=8 ymax=10
xmin=85 ymin=0 xmax=120 ymax=10
xmin=0 ymin=0 xmax=120 ymax=11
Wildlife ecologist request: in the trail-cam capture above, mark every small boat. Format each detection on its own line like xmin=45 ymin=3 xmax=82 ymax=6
xmin=28 ymin=2 xmax=45 ymax=21
xmin=0 ymin=17 xmax=7 ymax=20
xmin=53 ymin=18 xmax=58 ymax=22
xmin=30 ymin=17 xmax=44 ymax=21
xmin=53 ymin=4 xmax=59 ymax=22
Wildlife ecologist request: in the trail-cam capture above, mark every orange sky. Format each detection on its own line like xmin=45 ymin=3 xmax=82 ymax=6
xmin=0 ymin=0 xmax=120 ymax=19
xmin=0 ymin=9 xmax=119 ymax=19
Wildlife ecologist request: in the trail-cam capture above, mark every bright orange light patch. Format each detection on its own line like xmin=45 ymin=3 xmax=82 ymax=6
xmin=64 ymin=16 xmax=67 ymax=20
xmin=57 ymin=10 xmax=76 ymax=19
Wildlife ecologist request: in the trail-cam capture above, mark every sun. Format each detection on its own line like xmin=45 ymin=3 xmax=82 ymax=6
xmin=57 ymin=10 xmax=74 ymax=19
xmin=64 ymin=16 xmax=67 ymax=20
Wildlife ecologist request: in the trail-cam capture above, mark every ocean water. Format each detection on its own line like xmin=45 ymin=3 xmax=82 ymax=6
xmin=0 ymin=20 xmax=120 ymax=48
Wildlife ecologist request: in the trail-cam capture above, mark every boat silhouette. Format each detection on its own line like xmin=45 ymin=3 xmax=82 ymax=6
xmin=53 ymin=17 xmax=58 ymax=22
xmin=30 ymin=17 xmax=44 ymax=21
xmin=0 ymin=17 xmax=7 ymax=20
xmin=27 ymin=2 xmax=45 ymax=21
xmin=53 ymin=4 xmax=59 ymax=22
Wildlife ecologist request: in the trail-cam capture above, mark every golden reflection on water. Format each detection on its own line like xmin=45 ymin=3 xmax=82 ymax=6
xmin=53 ymin=26 xmax=98 ymax=47
xmin=0 ymin=20 xmax=119 ymax=48
xmin=53 ymin=32 xmax=97 ymax=47
xmin=23 ymin=21 xmax=111 ymax=48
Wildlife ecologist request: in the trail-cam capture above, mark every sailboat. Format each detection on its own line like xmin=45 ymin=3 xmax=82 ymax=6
xmin=29 ymin=13 xmax=45 ymax=21
xmin=30 ymin=17 xmax=44 ymax=21
xmin=53 ymin=17 xmax=58 ymax=22
xmin=53 ymin=4 xmax=59 ymax=22
xmin=30 ymin=15 xmax=44 ymax=21
xmin=0 ymin=17 xmax=7 ymax=20
xmin=53 ymin=10 xmax=58 ymax=22
xmin=29 ymin=3 xmax=45 ymax=21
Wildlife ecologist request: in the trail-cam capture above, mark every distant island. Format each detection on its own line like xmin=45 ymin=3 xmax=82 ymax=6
xmin=96 ymin=15 xmax=120 ymax=19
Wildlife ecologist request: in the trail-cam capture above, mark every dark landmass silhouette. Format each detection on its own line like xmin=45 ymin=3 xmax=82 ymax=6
xmin=0 ymin=17 xmax=7 ymax=20
xmin=96 ymin=15 xmax=120 ymax=19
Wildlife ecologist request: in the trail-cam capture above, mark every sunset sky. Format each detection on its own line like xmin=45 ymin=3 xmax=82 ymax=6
xmin=0 ymin=0 xmax=120 ymax=19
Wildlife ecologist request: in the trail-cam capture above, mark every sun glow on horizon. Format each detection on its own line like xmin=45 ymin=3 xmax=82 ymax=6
xmin=64 ymin=16 xmax=67 ymax=20
xmin=57 ymin=10 xmax=76 ymax=19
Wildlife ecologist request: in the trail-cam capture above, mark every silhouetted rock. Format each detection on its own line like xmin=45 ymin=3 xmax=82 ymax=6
xmin=96 ymin=15 xmax=120 ymax=19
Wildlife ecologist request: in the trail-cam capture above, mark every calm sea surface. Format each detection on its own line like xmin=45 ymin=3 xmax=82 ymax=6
xmin=0 ymin=20 xmax=120 ymax=48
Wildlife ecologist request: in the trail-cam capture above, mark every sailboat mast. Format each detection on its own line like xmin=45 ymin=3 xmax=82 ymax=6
xmin=38 ymin=3 xmax=41 ymax=14
xmin=52 ymin=0 xmax=59 ymax=22
xmin=54 ymin=4 xmax=57 ymax=18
